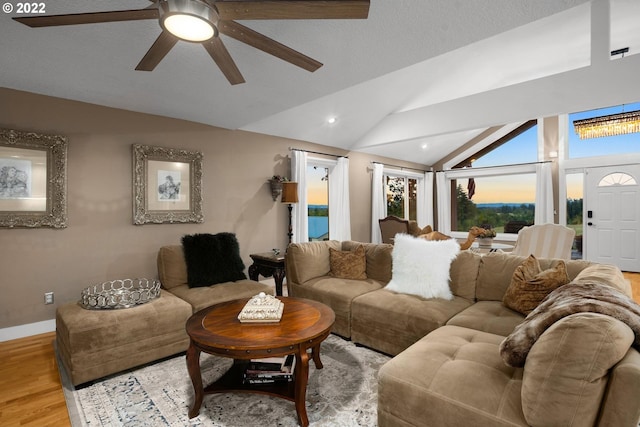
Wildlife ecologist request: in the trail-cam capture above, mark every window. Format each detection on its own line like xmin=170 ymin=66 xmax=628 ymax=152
xmin=451 ymin=122 xmax=539 ymax=233
xmin=598 ymin=172 xmax=637 ymax=186
xmin=470 ymin=125 xmax=538 ymax=168
xmin=453 ymin=173 xmax=536 ymax=232
xmin=565 ymin=172 xmax=584 ymax=257
xmin=385 ymin=174 xmax=418 ymax=220
xmin=307 ymin=164 xmax=329 ymax=241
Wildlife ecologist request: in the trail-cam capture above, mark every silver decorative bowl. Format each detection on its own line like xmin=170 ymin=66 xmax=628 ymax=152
xmin=79 ymin=278 xmax=161 ymax=310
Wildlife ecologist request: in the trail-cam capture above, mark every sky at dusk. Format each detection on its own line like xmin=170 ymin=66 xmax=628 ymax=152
xmin=468 ymin=102 xmax=640 ymax=203
xmin=305 ymin=103 xmax=639 ymax=206
xmin=307 ymin=165 xmax=328 ymax=205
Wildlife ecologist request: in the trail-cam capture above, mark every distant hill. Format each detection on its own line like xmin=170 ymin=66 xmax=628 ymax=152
xmin=476 ymin=203 xmax=534 ymax=208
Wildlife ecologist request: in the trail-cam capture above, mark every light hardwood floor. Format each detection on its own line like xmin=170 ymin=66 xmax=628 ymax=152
xmin=0 ymin=332 xmax=70 ymax=427
xmin=1 ymin=272 xmax=639 ymax=427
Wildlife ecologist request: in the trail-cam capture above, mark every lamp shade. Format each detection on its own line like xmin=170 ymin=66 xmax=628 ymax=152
xmin=281 ymin=182 xmax=299 ymax=203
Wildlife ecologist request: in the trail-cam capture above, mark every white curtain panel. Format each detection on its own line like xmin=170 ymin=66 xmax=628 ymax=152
xmin=329 ymin=157 xmax=352 ymax=241
xmin=371 ymin=163 xmax=385 ymax=243
xmin=535 ymin=162 xmax=554 ymax=224
xmin=436 ymin=171 xmax=451 ymax=234
xmin=418 ymin=172 xmax=434 ymax=229
xmin=291 ymin=150 xmax=308 ymax=243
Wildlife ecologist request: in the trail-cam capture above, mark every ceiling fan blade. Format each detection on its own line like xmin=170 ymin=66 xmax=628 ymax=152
xmin=135 ymin=31 xmax=179 ymax=71
xmin=218 ymin=20 xmax=322 ymax=72
xmin=13 ymin=8 xmax=159 ymax=28
xmin=214 ymin=1 xmax=370 ymax=20
xmin=203 ymin=38 xmax=246 ymax=85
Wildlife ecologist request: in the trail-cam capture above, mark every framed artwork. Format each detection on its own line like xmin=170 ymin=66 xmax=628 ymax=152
xmin=0 ymin=128 xmax=68 ymax=229
xmin=132 ymin=144 xmax=203 ymax=225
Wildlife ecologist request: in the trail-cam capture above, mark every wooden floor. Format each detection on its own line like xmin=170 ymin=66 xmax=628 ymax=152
xmin=630 ymin=271 xmax=640 ymax=305
xmin=1 ymin=272 xmax=639 ymax=427
xmin=0 ymin=332 xmax=70 ymax=427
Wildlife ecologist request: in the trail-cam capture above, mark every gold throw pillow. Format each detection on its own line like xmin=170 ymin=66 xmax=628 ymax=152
xmin=503 ymin=254 xmax=569 ymax=315
xmin=329 ymin=245 xmax=367 ymax=280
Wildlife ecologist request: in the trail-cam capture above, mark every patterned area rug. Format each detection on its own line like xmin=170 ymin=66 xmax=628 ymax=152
xmin=59 ymin=334 xmax=390 ymax=427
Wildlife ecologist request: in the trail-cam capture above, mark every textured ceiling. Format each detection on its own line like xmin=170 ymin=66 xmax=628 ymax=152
xmin=1 ymin=0 xmax=639 ymax=165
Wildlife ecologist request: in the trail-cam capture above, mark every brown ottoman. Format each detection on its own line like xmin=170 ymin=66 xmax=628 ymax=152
xmin=56 ymin=289 xmax=192 ymax=386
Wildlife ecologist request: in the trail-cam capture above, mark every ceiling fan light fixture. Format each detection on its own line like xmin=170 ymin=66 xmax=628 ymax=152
xmin=159 ymin=0 xmax=218 ymax=42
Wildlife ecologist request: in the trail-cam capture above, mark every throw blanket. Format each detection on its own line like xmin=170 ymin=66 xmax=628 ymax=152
xmin=500 ymin=281 xmax=640 ymax=367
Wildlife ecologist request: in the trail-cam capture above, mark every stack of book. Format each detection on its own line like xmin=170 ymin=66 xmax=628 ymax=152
xmin=242 ymin=355 xmax=296 ymax=385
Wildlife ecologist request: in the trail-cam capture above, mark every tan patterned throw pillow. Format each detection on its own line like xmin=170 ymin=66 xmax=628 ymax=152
xmin=503 ymin=255 xmax=570 ymax=315
xmin=329 ymin=245 xmax=367 ymax=280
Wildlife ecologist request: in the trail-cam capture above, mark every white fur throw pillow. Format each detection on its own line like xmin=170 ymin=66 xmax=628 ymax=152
xmin=385 ymin=234 xmax=460 ymax=300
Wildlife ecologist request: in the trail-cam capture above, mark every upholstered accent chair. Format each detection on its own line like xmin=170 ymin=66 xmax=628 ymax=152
xmin=378 ymin=215 xmax=409 ymax=244
xmin=511 ymin=223 xmax=576 ymax=260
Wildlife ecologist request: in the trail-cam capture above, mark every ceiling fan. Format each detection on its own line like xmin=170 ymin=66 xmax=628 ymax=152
xmin=13 ymin=0 xmax=370 ymax=85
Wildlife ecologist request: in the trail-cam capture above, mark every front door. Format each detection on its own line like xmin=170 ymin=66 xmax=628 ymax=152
xmin=584 ymin=165 xmax=640 ymax=272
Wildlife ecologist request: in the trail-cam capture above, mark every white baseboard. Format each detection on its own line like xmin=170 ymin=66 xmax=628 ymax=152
xmin=0 ymin=319 xmax=56 ymax=342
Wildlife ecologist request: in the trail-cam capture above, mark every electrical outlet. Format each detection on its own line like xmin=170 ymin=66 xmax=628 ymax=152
xmin=44 ymin=292 xmax=54 ymax=305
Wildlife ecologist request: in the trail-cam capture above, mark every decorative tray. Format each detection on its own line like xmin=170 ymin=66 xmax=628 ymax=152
xmin=79 ymin=278 xmax=161 ymax=310
xmin=238 ymin=292 xmax=284 ymax=323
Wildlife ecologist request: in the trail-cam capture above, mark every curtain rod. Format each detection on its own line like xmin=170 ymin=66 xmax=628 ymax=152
xmin=289 ymin=147 xmax=347 ymax=158
xmin=436 ymin=159 xmax=553 ymax=173
xmin=372 ymin=161 xmax=430 ymax=173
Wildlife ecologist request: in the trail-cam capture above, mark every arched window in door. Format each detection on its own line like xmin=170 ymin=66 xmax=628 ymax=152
xmin=598 ymin=172 xmax=637 ymax=187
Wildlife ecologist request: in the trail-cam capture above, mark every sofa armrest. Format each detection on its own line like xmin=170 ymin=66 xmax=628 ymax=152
xmin=597 ymin=348 xmax=640 ymax=426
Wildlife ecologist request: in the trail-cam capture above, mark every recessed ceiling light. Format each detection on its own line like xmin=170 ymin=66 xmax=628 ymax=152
xmin=421 ymin=143 xmax=428 ymax=150
xmin=327 ymin=117 xmax=337 ymax=124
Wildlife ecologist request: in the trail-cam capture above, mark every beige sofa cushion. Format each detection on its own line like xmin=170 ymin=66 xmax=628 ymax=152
xmin=572 ymin=263 xmax=632 ymax=297
xmin=157 ymin=245 xmax=188 ymax=290
xmin=447 ymin=301 xmax=524 ymax=336
xmin=522 ymin=313 xmax=634 ymax=426
xmin=341 ymin=241 xmax=393 ymax=283
xmin=378 ymin=325 xmax=527 ymax=426
xmin=351 ymin=289 xmax=473 ymax=356
xmin=477 ymin=252 xmax=531 ymax=301
xmin=286 ymin=240 xmax=342 ymax=284
xmin=449 ymin=250 xmax=481 ymax=301
xmin=167 ymin=279 xmax=272 ymax=313
xmin=288 ymin=275 xmax=384 ymax=338
xmin=476 ymin=252 xmax=591 ymax=301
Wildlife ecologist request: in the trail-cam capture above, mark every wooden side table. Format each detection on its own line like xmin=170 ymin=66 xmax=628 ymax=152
xmin=249 ymin=252 xmax=286 ymax=296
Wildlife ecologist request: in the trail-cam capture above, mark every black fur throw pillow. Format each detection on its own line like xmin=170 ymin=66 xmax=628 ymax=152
xmin=181 ymin=232 xmax=247 ymax=288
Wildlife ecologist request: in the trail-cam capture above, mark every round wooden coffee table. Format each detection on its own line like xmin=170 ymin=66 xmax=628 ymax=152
xmin=185 ymin=296 xmax=335 ymax=427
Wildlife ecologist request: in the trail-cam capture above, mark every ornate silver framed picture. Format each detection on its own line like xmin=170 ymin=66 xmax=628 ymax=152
xmin=0 ymin=128 xmax=68 ymax=229
xmin=132 ymin=144 xmax=203 ymax=225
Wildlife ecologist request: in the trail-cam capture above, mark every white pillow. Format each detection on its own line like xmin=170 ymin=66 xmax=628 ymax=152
xmin=385 ymin=234 xmax=460 ymax=300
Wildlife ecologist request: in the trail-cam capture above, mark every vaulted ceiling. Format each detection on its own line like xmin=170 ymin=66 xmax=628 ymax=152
xmin=1 ymin=1 xmax=639 ymax=165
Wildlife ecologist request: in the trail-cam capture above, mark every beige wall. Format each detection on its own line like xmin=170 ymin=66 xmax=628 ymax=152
xmin=0 ymin=88 xmax=424 ymax=329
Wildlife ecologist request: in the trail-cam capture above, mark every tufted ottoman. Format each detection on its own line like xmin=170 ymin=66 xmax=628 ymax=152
xmin=377 ymin=325 xmax=527 ymax=427
xmin=56 ymin=289 xmax=192 ymax=386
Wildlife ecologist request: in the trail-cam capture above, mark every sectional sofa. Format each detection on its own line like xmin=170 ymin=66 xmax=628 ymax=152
xmin=56 ymin=244 xmax=272 ymax=386
xmin=285 ymin=239 xmax=640 ymax=427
